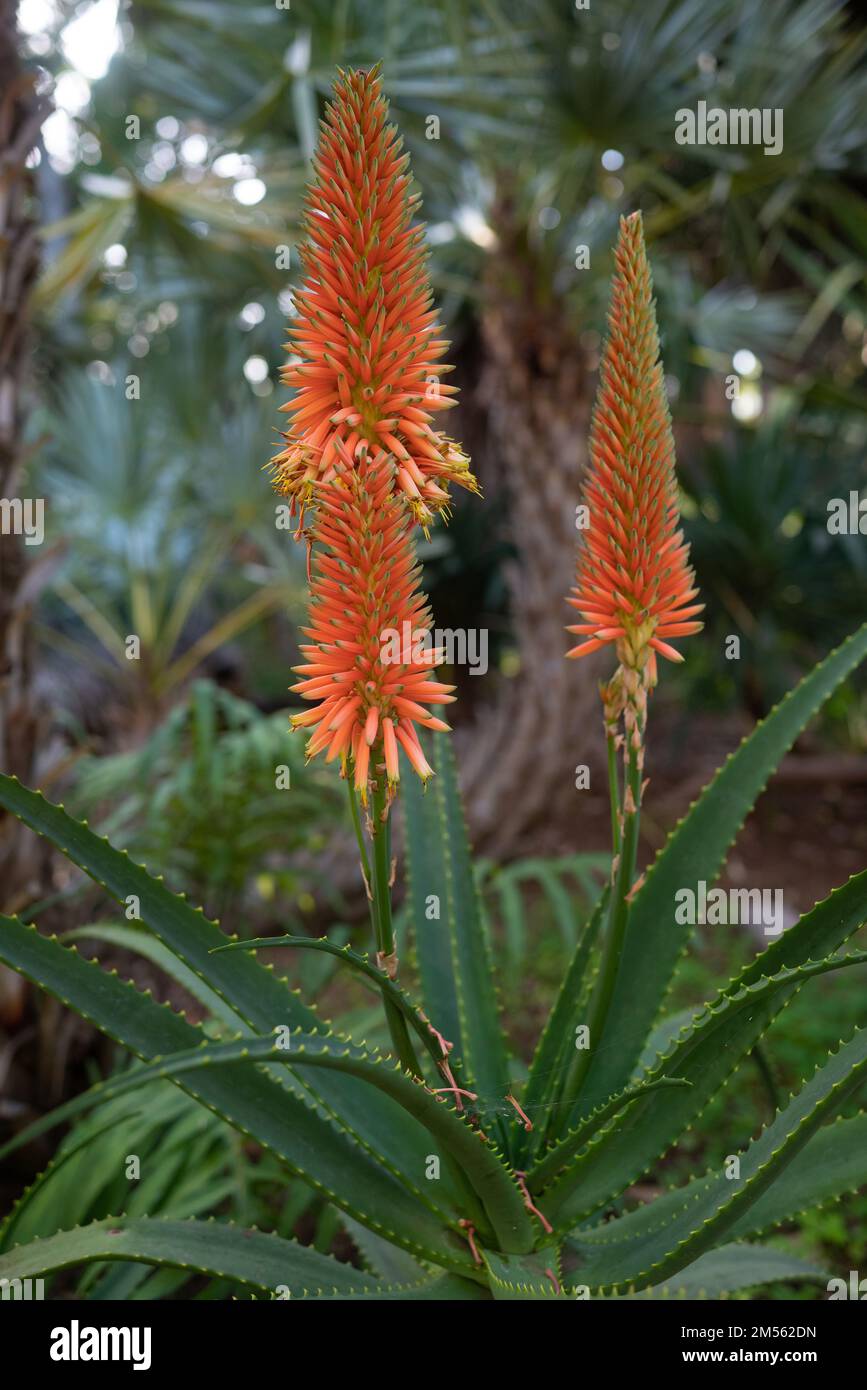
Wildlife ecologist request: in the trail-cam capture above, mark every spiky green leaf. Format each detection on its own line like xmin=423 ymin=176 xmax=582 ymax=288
xmin=402 ymin=734 xmax=511 ymax=1134
xmin=568 ymin=1024 xmax=867 ymax=1293
xmin=593 ymin=1113 xmax=867 ymax=1255
xmin=604 ymin=1245 xmax=827 ymax=1299
xmin=0 ymin=776 xmax=461 ymax=1198
xmin=0 ymin=916 xmax=471 ymax=1271
xmin=0 ymin=1217 xmax=387 ymax=1298
xmin=574 ymin=622 xmax=867 ymax=1117
xmin=67 ymin=923 xmax=239 ymax=1027
xmin=538 ymin=924 xmax=867 ymax=1224
xmin=47 ymin=1027 xmax=535 ymax=1257
xmin=483 ymin=1243 xmax=564 ymax=1300
xmin=518 ymin=888 xmax=607 ymax=1163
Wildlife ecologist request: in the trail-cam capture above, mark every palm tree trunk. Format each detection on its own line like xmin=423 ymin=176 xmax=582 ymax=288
xmin=458 ymin=215 xmax=606 ymax=857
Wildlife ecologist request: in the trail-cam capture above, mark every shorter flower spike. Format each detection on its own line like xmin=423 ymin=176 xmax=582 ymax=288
xmin=566 ymin=211 xmax=702 ymax=686
xmin=290 ymin=447 xmax=455 ymax=803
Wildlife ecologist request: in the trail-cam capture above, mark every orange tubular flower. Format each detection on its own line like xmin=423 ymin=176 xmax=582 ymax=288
xmin=271 ymin=65 xmax=477 ymax=529
xmin=290 ymin=447 xmax=455 ymax=801
xmin=566 ymin=212 xmax=702 ymax=686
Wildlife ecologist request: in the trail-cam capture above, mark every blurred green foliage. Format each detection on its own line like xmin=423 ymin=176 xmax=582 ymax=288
xmin=678 ymin=414 xmax=867 ymax=726
xmin=70 ymin=679 xmax=347 ymax=920
xmin=25 ymin=0 xmax=867 ymax=739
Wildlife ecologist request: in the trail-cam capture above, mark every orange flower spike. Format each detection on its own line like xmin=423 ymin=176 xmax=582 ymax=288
xmin=290 ymin=451 xmax=455 ymax=803
xmin=271 ymin=65 xmax=477 ymax=528
xmin=566 ymin=212 xmax=703 ymax=684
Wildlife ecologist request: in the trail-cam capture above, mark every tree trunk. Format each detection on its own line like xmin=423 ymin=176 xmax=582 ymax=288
xmin=458 ymin=215 xmax=606 ymax=857
xmin=0 ymin=4 xmax=46 ymax=1023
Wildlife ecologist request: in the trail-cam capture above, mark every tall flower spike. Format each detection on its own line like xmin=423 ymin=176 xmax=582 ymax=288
xmin=290 ymin=447 xmax=456 ymax=803
xmin=271 ymin=65 xmax=477 ymax=530
xmin=566 ymin=211 xmax=703 ymax=687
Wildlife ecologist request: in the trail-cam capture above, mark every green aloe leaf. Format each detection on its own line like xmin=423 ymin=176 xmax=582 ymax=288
xmin=0 ymin=1081 xmax=231 ymax=1266
xmin=528 ymin=1076 xmax=691 ymax=1196
xmin=483 ymin=1243 xmax=564 ymax=1300
xmin=574 ymin=621 xmax=867 ymax=1118
xmin=568 ymin=1024 xmax=867 ymax=1294
xmin=319 ymin=1273 xmax=491 ymax=1300
xmin=402 ymin=733 xmax=511 ymax=1133
xmin=0 ymin=775 xmax=282 ymax=1036
xmin=339 ymin=1215 xmax=428 ymax=1285
xmin=42 ymin=1027 xmax=535 ymax=1256
xmin=637 ymin=1007 xmax=701 ymax=1072
xmin=0 ymin=1217 xmax=386 ymax=1299
xmin=402 ymin=753 xmax=463 ymax=1053
xmin=0 ymin=1116 xmax=123 ymax=1255
xmin=726 ymin=1111 xmax=867 ymax=1240
xmin=604 ymin=1245 xmax=828 ymax=1299
xmin=593 ymin=1112 xmax=867 ymax=1254
xmin=0 ymin=775 xmax=457 ymax=1196
xmin=537 ymin=899 xmax=867 ymax=1224
xmin=518 ymin=888 xmax=607 ymax=1163
xmin=0 ymin=1212 xmax=486 ymax=1299
xmin=0 ymin=916 xmax=471 ymax=1272
xmin=67 ymin=923 xmax=240 ymax=1027
xmin=212 ymin=934 xmax=445 ymax=1071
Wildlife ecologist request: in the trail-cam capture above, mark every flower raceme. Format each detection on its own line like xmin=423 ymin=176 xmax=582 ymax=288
xmin=271 ymin=65 xmax=477 ymax=529
xmin=566 ymin=212 xmax=702 ymax=687
xmin=290 ymin=448 xmax=455 ymax=802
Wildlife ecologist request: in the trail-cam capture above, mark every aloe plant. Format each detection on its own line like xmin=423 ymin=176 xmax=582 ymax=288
xmin=3 ymin=67 xmax=867 ymax=1302
xmin=2 ymin=614 xmax=867 ymax=1300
